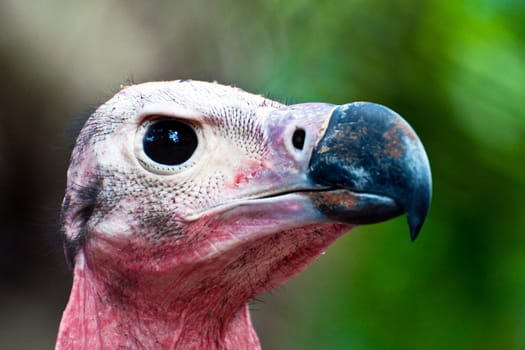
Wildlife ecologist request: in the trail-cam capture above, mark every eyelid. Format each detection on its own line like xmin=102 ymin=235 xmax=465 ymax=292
xmin=137 ymin=103 xmax=206 ymax=124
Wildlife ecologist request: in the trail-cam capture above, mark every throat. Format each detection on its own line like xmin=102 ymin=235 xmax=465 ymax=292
xmin=55 ymin=254 xmax=261 ymax=350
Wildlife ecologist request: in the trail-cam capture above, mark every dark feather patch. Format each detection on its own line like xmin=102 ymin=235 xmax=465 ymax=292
xmin=62 ymin=176 xmax=102 ymax=269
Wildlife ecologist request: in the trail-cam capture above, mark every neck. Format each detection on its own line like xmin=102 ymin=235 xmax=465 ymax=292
xmin=56 ymin=254 xmax=261 ymax=350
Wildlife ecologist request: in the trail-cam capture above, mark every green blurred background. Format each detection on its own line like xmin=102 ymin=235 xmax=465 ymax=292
xmin=1 ymin=0 xmax=524 ymax=349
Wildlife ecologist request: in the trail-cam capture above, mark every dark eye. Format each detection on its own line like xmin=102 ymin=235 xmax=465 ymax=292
xmin=143 ymin=120 xmax=198 ymax=166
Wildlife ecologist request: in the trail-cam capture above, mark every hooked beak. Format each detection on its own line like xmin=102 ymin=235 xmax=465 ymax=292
xmin=307 ymin=102 xmax=432 ymax=240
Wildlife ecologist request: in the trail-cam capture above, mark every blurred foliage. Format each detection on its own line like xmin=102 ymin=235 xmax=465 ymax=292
xmin=0 ymin=0 xmax=524 ymax=349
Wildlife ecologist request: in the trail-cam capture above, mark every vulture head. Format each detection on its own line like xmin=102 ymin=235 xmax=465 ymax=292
xmin=56 ymin=80 xmax=431 ymax=350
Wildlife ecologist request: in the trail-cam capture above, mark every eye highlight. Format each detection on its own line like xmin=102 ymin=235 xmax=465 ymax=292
xmin=142 ymin=119 xmax=198 ymax=166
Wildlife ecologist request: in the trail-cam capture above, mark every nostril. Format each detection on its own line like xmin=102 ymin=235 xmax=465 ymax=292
xmin=292 ymin=128 xmax=306 ymax=150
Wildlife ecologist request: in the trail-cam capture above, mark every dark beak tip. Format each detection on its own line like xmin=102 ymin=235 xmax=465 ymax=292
xmin=409 ymin=215 xmax=424 ymax=242
xmin=407 ymin=189 xmax=432 ymax=242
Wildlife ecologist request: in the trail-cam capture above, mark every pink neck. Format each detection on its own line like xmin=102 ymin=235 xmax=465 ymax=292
xmin=56 ymin=255 xmax=261 ymax=350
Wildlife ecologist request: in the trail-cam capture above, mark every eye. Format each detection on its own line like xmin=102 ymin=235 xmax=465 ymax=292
xmin=142 ymin=119 xmax=198 ymax=166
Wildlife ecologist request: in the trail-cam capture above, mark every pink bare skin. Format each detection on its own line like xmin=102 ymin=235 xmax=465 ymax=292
xmin=58 ymin=222 xmax=349 ymax=349
xmin=57 ymin=80 xmax=431 ymax=349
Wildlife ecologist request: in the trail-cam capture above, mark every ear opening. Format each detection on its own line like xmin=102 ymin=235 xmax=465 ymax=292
xmin=61 ymin=176 xmax=102 ymax=269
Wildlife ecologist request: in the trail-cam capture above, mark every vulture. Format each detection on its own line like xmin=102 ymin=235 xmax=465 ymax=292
xmin=56 ymin=80 xmax=431 ymax=350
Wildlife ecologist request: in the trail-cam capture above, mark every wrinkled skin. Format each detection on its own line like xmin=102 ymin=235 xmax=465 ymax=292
xmin=57 ymin=80 xmax=431 ymax=350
